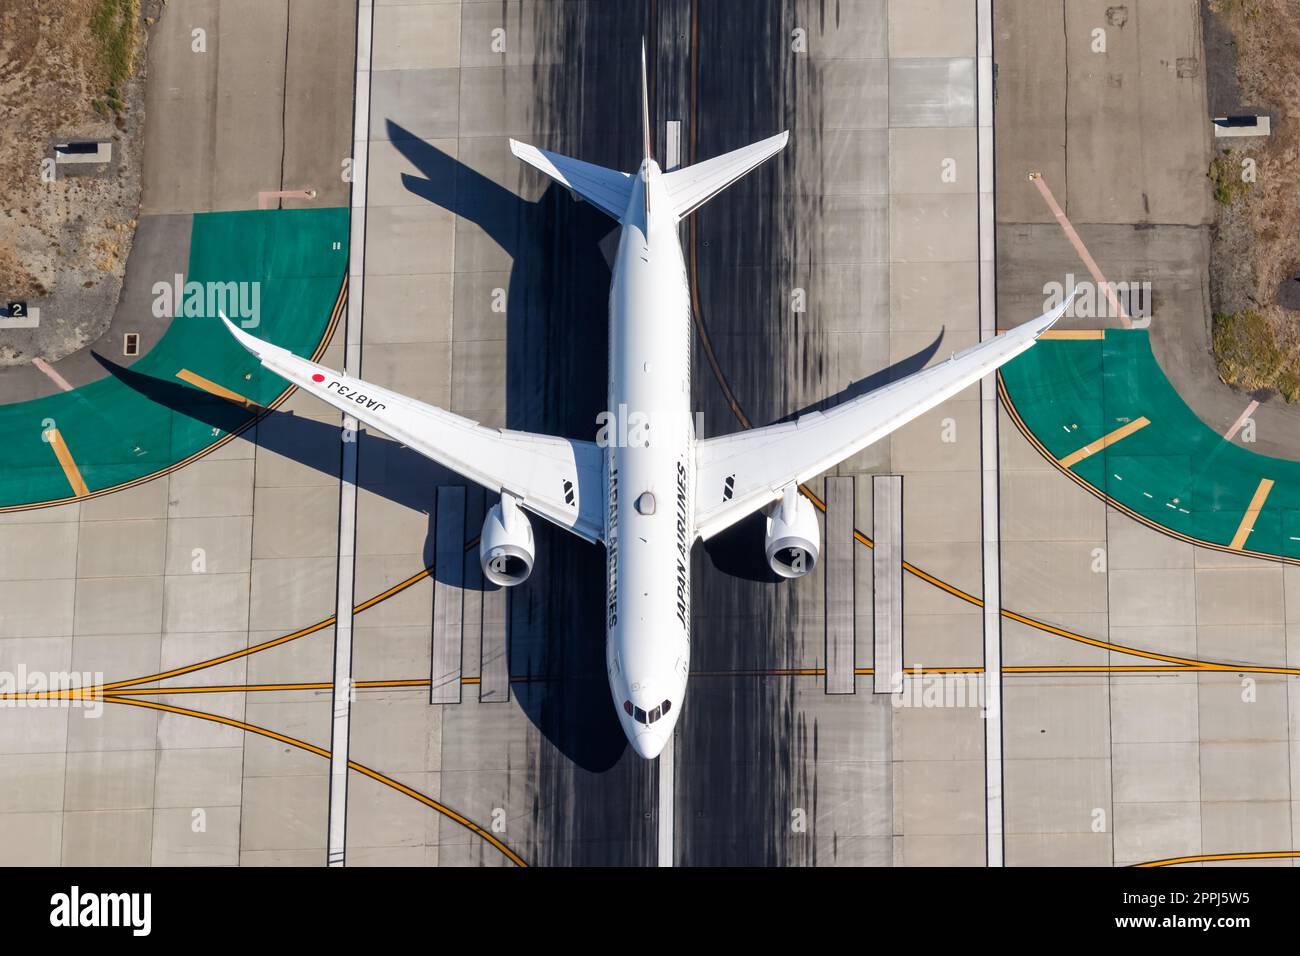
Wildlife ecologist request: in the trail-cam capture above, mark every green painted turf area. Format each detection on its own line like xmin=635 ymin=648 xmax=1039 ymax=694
xmin=2 ymin=207 xmax=347 ymax=508
xmin=1001 ymin=329 xmax=1300 ymax=559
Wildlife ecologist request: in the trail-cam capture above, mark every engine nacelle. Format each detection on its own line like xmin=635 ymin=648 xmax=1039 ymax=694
xmin=764 ymin=487 xmax=820 ymax=579
xmin=479 ymin=495 xmax=535 ymax=587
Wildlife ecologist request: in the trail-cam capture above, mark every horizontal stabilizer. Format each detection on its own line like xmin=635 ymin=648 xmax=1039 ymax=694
xmin=509 ymin=140 xmax=635 ymax=222
xmin=661 ymin=131 xmax=789 ymax=221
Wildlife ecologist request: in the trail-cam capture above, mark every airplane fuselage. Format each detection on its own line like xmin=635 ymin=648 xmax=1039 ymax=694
xmin=604 ymin=160 xmax=692 ymax=758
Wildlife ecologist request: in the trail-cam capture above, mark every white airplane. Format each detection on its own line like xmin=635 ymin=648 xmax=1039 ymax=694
xmin=221 ymin=44 xmax=1072 ymax=759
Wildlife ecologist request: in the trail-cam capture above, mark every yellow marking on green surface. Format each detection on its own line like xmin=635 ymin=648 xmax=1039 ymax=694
xmin=45 ymin=428 xmax=89 ymax=498
xmin=1229 ymin=478 xmax=1275 ymax=550
xmin=176 ymin=368 xmax=259 ymax=408
xmin=1039 ymin=329 xmax=1106 ymax=340
xmin=1059 ymin=416 xmax=1150 ymax=469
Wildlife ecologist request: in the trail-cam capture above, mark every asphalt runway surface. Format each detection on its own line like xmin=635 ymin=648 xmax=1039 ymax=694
xmin=491 ymin=0 xmax=843 ymax=866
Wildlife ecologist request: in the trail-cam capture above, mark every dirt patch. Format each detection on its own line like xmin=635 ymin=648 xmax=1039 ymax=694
xmin=0 ymin=0 xmax=155 ymax=365
xmin=1204 ymin=0 xmax=1300 ymax=398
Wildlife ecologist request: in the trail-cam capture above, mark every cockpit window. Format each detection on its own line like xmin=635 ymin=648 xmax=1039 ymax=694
xmin=626 ymin=699 xmax=674 ymax=724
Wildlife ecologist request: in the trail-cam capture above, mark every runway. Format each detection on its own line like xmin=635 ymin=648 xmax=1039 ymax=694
xmin=5 ymin=0 xmax=1291 ymax=870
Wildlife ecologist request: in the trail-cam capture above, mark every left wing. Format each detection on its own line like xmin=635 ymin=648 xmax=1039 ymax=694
xmin=220 ymin=316 xmax=604 ymax=543
xmin=692 ymin=297 xmax=1075 ymax=541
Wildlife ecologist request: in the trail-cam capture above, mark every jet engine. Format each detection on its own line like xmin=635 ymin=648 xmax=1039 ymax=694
xmin=764 ymin=486 xmax=820 ymax=579
xmin=479 ymin=495 xmax=535 ymax=587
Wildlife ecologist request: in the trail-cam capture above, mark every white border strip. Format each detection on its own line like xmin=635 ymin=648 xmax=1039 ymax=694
xmin=326 ymin=0 xmax=375 ymax=868
xmin=975 ymin=0 xmax=1004 ymax=868
xmin=657 ymin=118 xmax=681 ymax=869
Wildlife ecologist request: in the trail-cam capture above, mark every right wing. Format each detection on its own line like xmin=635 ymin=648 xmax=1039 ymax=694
xmin=509 ymin=140 xmax=635 ymax=222
xmin=692 ymin=296 xmax=1076 ymax=541
xmin=220 ymin=316 xmax=605 ymax=544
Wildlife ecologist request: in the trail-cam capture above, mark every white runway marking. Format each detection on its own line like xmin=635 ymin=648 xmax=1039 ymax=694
xmin=976 ymin=0 xmax=1005 ymax=868
xmin=1224 ymin=400 xmax=1259 ymax=441
xmin=657 ymin=733 xmax=675 ymax=867
xmin=326 ymin=0 xmax=375 ymax=868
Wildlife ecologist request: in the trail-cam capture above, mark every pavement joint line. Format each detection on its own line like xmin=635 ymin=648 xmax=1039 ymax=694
xmin=44 ymin=427 xmax=90 ymax=498
xmin=175 ymin=368 xmax=259 ymax=408
xmin=1058 ymin=416 xmax=1151 ymax=468
xmin=1229 ymin=477 xmax=1275 ymax=550
xmin=1224 ymin=399 xmax=1259 ymax=441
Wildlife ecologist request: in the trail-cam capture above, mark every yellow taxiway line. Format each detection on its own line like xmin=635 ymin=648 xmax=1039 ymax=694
xmin=44 ymin=427 xmax=90 ymax=498
xmin=175 ymin=368 xmax=260 ymax=408
xmin=102 ymin=694 xmax=527 ymax=867
xmin=1059 ymin=417 xmax=1151 ymax=469
xmin=20 ymin=662 xmax=1273 ymax=704
xmin=1136 ymin=850 xmax=1300 ymax=868
xmin=1229 ymin=478 xmax=1274 ymax=551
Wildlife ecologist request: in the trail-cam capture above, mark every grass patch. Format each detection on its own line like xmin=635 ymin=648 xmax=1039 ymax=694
xmin=1210 ymin=0 xmax=1263 ymax=20
xmin=1212 ymin=309 xmax=1291 ymax=395
xmin=1277 ymin=369 xmax=1300 ymax=403
xmin=89 ymin=0 xmax=138 ymax=114
xmin=1209 ymin=151 xmax=1253 ymax=205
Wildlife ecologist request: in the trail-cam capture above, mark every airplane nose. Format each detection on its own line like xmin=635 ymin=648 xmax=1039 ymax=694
xmin=631 ymin=730 xmax=665 ymax=759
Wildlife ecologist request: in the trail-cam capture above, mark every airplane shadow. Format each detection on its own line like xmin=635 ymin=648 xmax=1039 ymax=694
xmin=104 ymin=122 xmax=628 ymax=771
xmin=389 ymin=121 xmax=628 ymax=771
